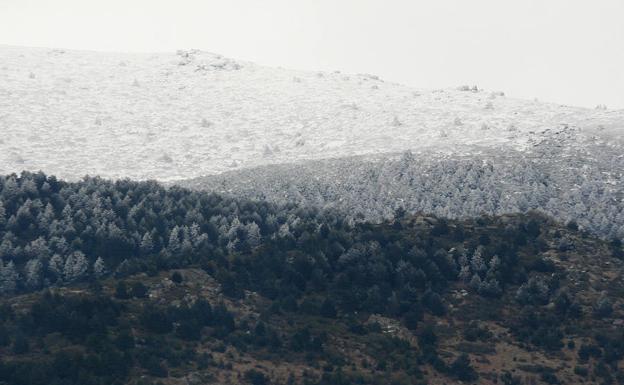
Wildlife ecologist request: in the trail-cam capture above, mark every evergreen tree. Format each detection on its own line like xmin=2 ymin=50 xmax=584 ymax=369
xmin=140 ymin=232 xmax=154 ymax=255
xmin=458 ymin=264 xmax=472 ymax=283
xmin=1 ymin=177 xmax=19 ymax=201
xmin=449 ymin=353 xmax=478 ymax=381
xmin=24 ymin=258 xmax=43 ymax=289
xmin=25 ymin=237 xmax=50 ymax=259
xmin=593 ymin=295 xmax=613 ymax=318
xmin=0 ymin=238 xmax=14 ymax=259
xmin=0 ymin=260 xmax=18 ymax=294
xmin=226 ymin=217 xmax=242 ymax=241
xmin=246 ymin=222 xmax=262 ymax=248
xmin=0 ymin=200 xmax=6 ymax=228
xmin=48 ymin=253 xmax=64 ymax=280
xmin=63 ymin=251 xmax=88 ymax=282
xmin=278 ymin=223 xmax=292 ymax=239
xmin=167 ymin=226 xmax=181 ymax=254
xmin=189 ymin=223 xmax=208 ymax=248
xmin=320 ymin=298 xmax=337 ymax=318
xmin=36 ymin=203 xmax=55 ymax=230
xmin=469 ymin=274 xmax=482 ymax=292
xmin=470 ymin=247 xmax=487 ymax=276
xmin=93 ymin=257 xmax=107 ymax=278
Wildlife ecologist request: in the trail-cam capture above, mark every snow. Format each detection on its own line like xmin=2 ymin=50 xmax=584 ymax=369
xmin=0 ymin=45 xmax=623 ymax=181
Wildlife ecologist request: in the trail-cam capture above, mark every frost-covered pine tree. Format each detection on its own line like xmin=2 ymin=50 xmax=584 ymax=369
xmin=25 ymin=237 xmax=51 ymax=259
xmin=0 ymin=260 xmax=18 ymax=294
xmin=488 ymin=255 xmax=501 ymax=271
xmin=217 ymin=224 xmax=229 ymax=242
xmin=181 ymin=236 xmax=193 ymax=256
xmin=265 ymin=214 xmax=278 ymax=231
xmin=227 ymin=217 xmax=242 ymax=240
xmin=140 ymin=232 xmax=154 ymax=255
xmin=167 ymin=226 xmax=181 ymax=254
xmin=478 ymin=278 xmax=502 ymax=298
xmin=16 ymin=199 xmax=34 ymax=227
xmin=0 ymin=238 xmax=13 ymax=259
xmin=189 ymin=223 xmax=201 ymax=245
xmin=40 ymin=181 xmax=51 ymax=194
xmin=93 ymin=257 xmax=107 ymax=278
xmin=63 ymin=251 xmax=88 ymax=282
xmin=62 ymin=204 xmax=73 ymax=221
xmin=48 ymin=254 xmax=64 ymax=280
xmin=469 ymin=274 xmax=482 ymax=292
xmin=189 ymin=222 xmax=209 ymax=248
xmin=486 ymin=255 xmax=501 ymax=280
xmin=24 ymin=258 xmax=44 ymax=289
xmin=1 ymin=177 xmax=19 ymax=201
xmin=49 ymin=236 xmax=69 ymax=256
xmin=0 ymin=200 xmax=6 ymax=228
xmin=458 ymin=264 xmax=472 ymax=283
xmin=277 ymin=223 xmax=292 ymax=239
xmin=21 ymin=178 xmax=37 ymax=195
xmin=470 ymin=247 xmax=487 ymax=276
xmin=37 ymin=203 xmax=54 ymax=231
xmin=246 ymin=222 xmax=261 ymax=248
xmin=226 ymin=239 xmax=239 ymax=254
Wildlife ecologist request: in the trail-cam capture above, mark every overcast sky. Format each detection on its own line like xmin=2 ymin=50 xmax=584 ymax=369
xmin=1 ymin=0 xmax=622 ymax=109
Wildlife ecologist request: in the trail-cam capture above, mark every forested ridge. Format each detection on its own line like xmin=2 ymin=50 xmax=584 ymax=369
xmin=0 ymin=171 xmax=323 ymax=294
xmin=181 ymin=146 xmax=624 ymax=243
xmin=1 ymin=172 xmax=624 ymax=385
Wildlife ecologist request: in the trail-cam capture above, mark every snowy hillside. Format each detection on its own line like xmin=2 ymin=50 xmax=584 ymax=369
xmin=180 ymin=141 xmax=624 ymax=241
xmin=1 ymin=45 xmax=622 ymax=181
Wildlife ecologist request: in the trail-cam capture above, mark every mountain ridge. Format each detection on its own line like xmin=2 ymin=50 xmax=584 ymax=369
xmin=1 ymin=45 xmax=622 ymax=181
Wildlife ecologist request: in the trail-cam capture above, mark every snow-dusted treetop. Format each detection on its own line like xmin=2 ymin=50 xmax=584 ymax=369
xmin=0 ymin=45 xmax=622 ymax=181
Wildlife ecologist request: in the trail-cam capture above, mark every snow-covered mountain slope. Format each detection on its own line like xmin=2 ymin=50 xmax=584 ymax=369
xmin=1 ymin=45 xmax=622 ymax=181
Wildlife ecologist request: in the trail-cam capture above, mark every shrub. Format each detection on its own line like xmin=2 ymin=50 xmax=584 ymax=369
xmin=448 ymin=353 xmax=478 ymax=381
xmin=115 ymin=281 xmax=130 ymax=299
xmin=171 ymin=271 xmax=183 ymax=284
xmin=574 ymin=365 xmax=588 ymax=377
xmin=131 ymin=281 xmax=148 ymax=298
xmin=245 ymin=369 xmax=269 ymax=385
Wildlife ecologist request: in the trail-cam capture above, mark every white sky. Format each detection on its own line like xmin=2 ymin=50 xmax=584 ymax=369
xmin=1 ymin=0 xmax=623 ymax=109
